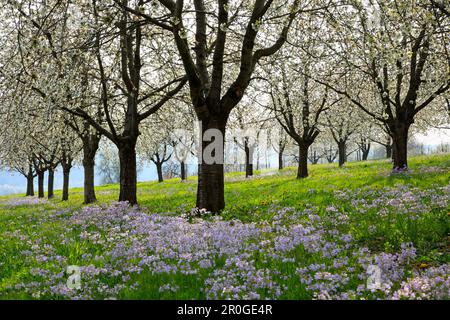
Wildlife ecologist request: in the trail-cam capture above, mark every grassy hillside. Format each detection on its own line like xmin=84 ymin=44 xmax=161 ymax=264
xmin=0 ymin=154 xmax=449 ymax=300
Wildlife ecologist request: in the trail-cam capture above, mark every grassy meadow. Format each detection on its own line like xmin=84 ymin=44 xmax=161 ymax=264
xmin=0 ymin=154 xmax=449 ymax=300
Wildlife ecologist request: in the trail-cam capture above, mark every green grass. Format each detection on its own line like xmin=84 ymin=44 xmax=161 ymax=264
xmin=0 ymin=154 xmax=449 ymax=300
xmin=4 ymin=154 xmax=446 ymax=221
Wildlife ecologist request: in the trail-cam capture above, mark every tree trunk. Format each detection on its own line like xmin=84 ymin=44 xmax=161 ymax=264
xmin=391 ymin=123 xmax=409 ymax=171
xmin=48 ymin=168 xmax=55 ymax=199
xmin=180 ymin=161 xmax=186 ymax=181
xmin=392 ymin=141 xmax=397 ymax=161
xmin=327 ymin=146 xmax=335 ymax=163
xmin=255 ymin=144 xmax=260 ymax=171
xmin=196 ymin=119 xmax=226 ymax=213
xmin=156 ymin=163 xmax=163 ymax=183
xmin=37 ymin=171 xmax=45 ymax=198
xmin=297 ymin=144 xmax=309 ymax=179
xmin=26 ymin=170 xmax=34 ymax=197
xmin=82 ymin=136 xmax=99 ymax=204
xmin=338 ymin=141 xmax=346 ymax=167
xmin=278 ymin=149 xmax=283 ymax=170
xmin=246 ymin=162 xmax=253 ymax=177
xmin=118 ymin=141 xmax=137 ymax=205
xmin=362 ymin=146 xmax=370 ymax=161
xmin=362 ymin=151 xmax=369 ymax=161
xmin=62 ymin=166 xmax=70 ymax=201
xmin=245 ymin=140 xmax=253 ymax=178
xmin=311 ymin=150 xmax=320 ymax=164
xmin=385 ymin=144 xmax=392 ymax=159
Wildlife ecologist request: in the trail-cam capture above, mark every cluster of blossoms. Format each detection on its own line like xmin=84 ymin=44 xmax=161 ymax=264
xmin=414 ymin=166 xmax=448 ymax=174
xmin=1 ymin=183 xmax=449 ymax=300
xmin=2 ymin=197 xmax=49 ymax=207
xmin=392 ymin=264 xmax=450 ymax=300
xmin=391 ymin=165 xmax=409 ymax=174
xmin=334 ymin=184 xmax=449 ymax=218
xmin=180 ymin=207 xmax=211 ymax=219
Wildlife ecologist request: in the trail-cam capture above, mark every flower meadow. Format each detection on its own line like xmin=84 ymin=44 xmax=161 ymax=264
xmin=3 ymin=197 xmax=49 ymax=207
xmin=1 ymin=176 xmax=449 ymax=300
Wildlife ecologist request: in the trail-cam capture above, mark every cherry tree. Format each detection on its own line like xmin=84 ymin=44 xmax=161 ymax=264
xmin=119 ymin=0 xmax=318 ymax=211
xmin=164 ymin=98 xmax=197 ymax=181
xmin=368 ymin=122 xmax=393 ymax=159
xmin=139 ymin=120 xmax=174 ymax=183
xmin=58 ymin=117 xmax=83 ymax=201
xmin=2 ymin=0 xmax=188 ymax=204
xmin=228 ymin=95 xmax=269 ymax=178
xmin=308 ymin=147 xmax=322 ymax=164
xmin=0 ymin=84 xmax=51 ymax=198
xmin=0 ymin=0 xmax=103 ymax=203
xmin=314 ymin=0 xmax=450 ymax=171
xmin=265 ymin=43 xmax=338 ymax=177
xmin=269 ymin=125 xmax=290 ymax=170
xmin=354 ymin=118 xmax=376 ymax=161
xmin=0 ymin=142 xmax=37 ymax=197
xmin=61 ymin=1 xmax=186 ymax=204
xmin=324 ymin=104 xmax=360 ymax=167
